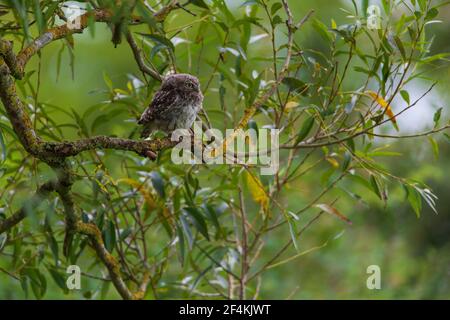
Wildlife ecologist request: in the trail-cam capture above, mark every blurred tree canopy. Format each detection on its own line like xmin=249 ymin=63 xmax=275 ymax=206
xmin=0 ymin=0 xmax=449 ymax=299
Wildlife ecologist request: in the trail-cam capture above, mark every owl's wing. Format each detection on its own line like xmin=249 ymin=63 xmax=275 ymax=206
xmin=138 ymin=89 xmax=178 ymax=125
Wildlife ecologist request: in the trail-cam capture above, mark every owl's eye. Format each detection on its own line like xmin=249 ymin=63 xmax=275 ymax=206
xmin=186 ymin=82 xmax=195 ymax=90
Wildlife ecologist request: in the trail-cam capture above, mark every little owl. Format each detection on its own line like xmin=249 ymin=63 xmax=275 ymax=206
xmin=138 ymin=73 xmax=203 ymax=138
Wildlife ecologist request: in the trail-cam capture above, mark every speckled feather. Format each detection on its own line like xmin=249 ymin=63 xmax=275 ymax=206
xmin=138 ymin=74 xmax=203 ymax=138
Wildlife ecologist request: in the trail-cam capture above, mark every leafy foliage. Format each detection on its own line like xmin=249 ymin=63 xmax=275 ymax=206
xmin=0 ymin=0 xmax=449 ymax=299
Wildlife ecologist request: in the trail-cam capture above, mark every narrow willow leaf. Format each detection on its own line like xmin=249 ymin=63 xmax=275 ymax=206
xmin=312 ymin=19 xmax=333 ymax=42
xmin=342 ymin=152 xmax=351 ymax=171
xmin=191 ymin=0 xmax=209 ymax=9
xmin=393 ymin=36 xmax=406 ymax=60
xmin=150 ymin=171 xmax=165 ymax=198
xmin=282 ymin=77 xmax=308 ymax=94
xmin=102 ymin=220 xmax=116 ymax=253
xmin=366 ymin=90 xmax=399 ymax=131
xmin=137 ymin=33 xmax=175 ymax=52
xmin=0 ymin=128 xmax=6 ymax=162
xmin=245 ymin=171 xmax=268 ymax=211
xmin=179 ymin=214 xmax=194 ymax=249
xmin=202 ymin=204 xmax=222 ymax=236
xmin=33 ymin=0 xmax=45 ymax=34
xmin=428 ymin=136 xmax=439 ymax=159
xmin=433 ymin=107 xmax=442 ymax=127
xmin=46 ymin=266 xmax=68 ymax=293
xmin=116 ymin=178 xmax=156 ymax=210
xmin=183 ymin=207 xmax=210 ymax=241
xmin=370 ymin=175 xmax=382 ymax=200
xmin=176 ymin=224 xmax=186 ymax=265
xmin=314 ymin=204 xmax=352 ymax=225
xmin=295 ymin=116 xmax=315 ymax=145
xmin=405 ymin=185 xmax=422 ymax=218
xmin=287 ymin=219 xmax=299 ymax=251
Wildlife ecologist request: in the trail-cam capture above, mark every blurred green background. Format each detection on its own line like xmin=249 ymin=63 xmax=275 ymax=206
xmin=0 ymin=0 xmax=449 ymax=299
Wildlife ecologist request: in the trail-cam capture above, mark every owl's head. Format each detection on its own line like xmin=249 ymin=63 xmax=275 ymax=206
xmin=161 ymin=73 xmax=201 ymax=92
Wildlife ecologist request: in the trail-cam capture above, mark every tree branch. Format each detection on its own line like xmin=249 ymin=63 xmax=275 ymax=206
xmin=0 ymin=1 xmax=181 ymax=300
xmin=0 ymin=182 xmax=55 ymax=234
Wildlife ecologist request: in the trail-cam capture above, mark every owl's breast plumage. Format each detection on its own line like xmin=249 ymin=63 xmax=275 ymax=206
xmin=138 ymin=85 xmax=203 ymax=137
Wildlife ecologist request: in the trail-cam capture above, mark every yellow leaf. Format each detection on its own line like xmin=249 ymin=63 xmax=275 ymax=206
xmin=284 ymin=101 xmax=299 ymax=113
xmin=366 ymin=90 xmax=399 ymax=130
xmin=116 ymin=178 xmax=175 ymax=228
xmin=245 ymin=171 xmax=269 ymax=211
xmin=326 ymin=156 xmax=339 ymax=168
xmin=116 ymin=178 xmax=156 ymax=210
xmin=314 ymin=203 xmax=352 ymax=225
xmin=331 ymin=19 xmax=337 ymax=29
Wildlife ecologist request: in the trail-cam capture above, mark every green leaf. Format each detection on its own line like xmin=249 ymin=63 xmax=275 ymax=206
xmin=294 ymin=116 xmax=315 ymax=145
xmin=425 ymin=8 xmax=439 ymax=21
xmin=137 ymin=33 xmax=175 ymax=52
xmin=405 ymin=185 xmax=422 ymax=218
xmin=0 ymin=127 xmax=6 ymax=162
xmin=46 ymin=266 xmax=68 ymax=294
xmin=24 ymin=268 xmax=47 ymax=299
xmin=119 ymin=228 xmax=132 ymax=241
xmin=444 ymin=133 xmax=450 ymax=143
xmin=312 ymin=19 xmax=333 ymax=42
xmin=102 ymin=220 xmax=116 ymax=253
xmin=202 ymin=204 xmax=223 ymax=236
xmin=362 ymin=0 xmax=369 ymax=17
xmin=282 ymin=77 xmax=308 ymax=94
xmin=418 ymin=0 xmax=427 ymax=11
xmin=272 ymin=15 xmax=283 ymax=25
xmin=47 ymin=233 xmax=59 ymax=265
xmin=428 ymin=136 xmax=439 ymax=160
xmin=103 ymin=72 xmax=113 ymax=92
xmin=33 ymin=0 xmax=45 ymax=34
xmin=393 ymin=36 xmax=406 ymax=60
xmin=0 ymin=233 xmax=7 ymax=252
xmin=433 ymin=107 xmax=442 ymax=127
xmin=150 ymin=171 xmax=165 ymax=198
xmin=342 ymin=152 xmax=351 ymax=171
xmin=135 ymin=1 xmax=157 ymax=28
xmin=240 ymin=0 xmax=261 ymax=7
xmin=271 ymin=3 xmax=282 ymax=15
xmin=176 ymin=224 xmax=186 ymax=265
xmin=287 ymin=218 xmax=299 ymax=251
xmin=183 ymin=207 xmax=210 ymax=241
xmin=347 ymin=138 xmax=355 ymax=152
xmin=369 ymin=175 xmax=382 ymax=200
xmin=400 ymin=90 xmax=410 ymax=104
xmin=381 ymin=0 xmax=390 ymax=14
xmin=190 ymin=0 xmax=209 ymax=9
xmin=179 ymin=214 xmax=193 ymax=249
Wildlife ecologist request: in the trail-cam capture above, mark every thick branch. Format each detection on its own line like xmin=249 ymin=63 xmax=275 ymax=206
xmin=1 ymin=56 xmax=173 ymax=161
xmin=41 ymin=136 xmax=175 ymax=158
xmin=75 ymin=221 xmax=134 ymax=300
xmin=0 ymin=58 xmax=42 ymax=155
xmin=12 ymin=2 xmax=178 ymax=79
xmin=52 ymin=161 xmax=135 ymax=300
xmin=15 ymin=9 xmax=114 ymax=77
